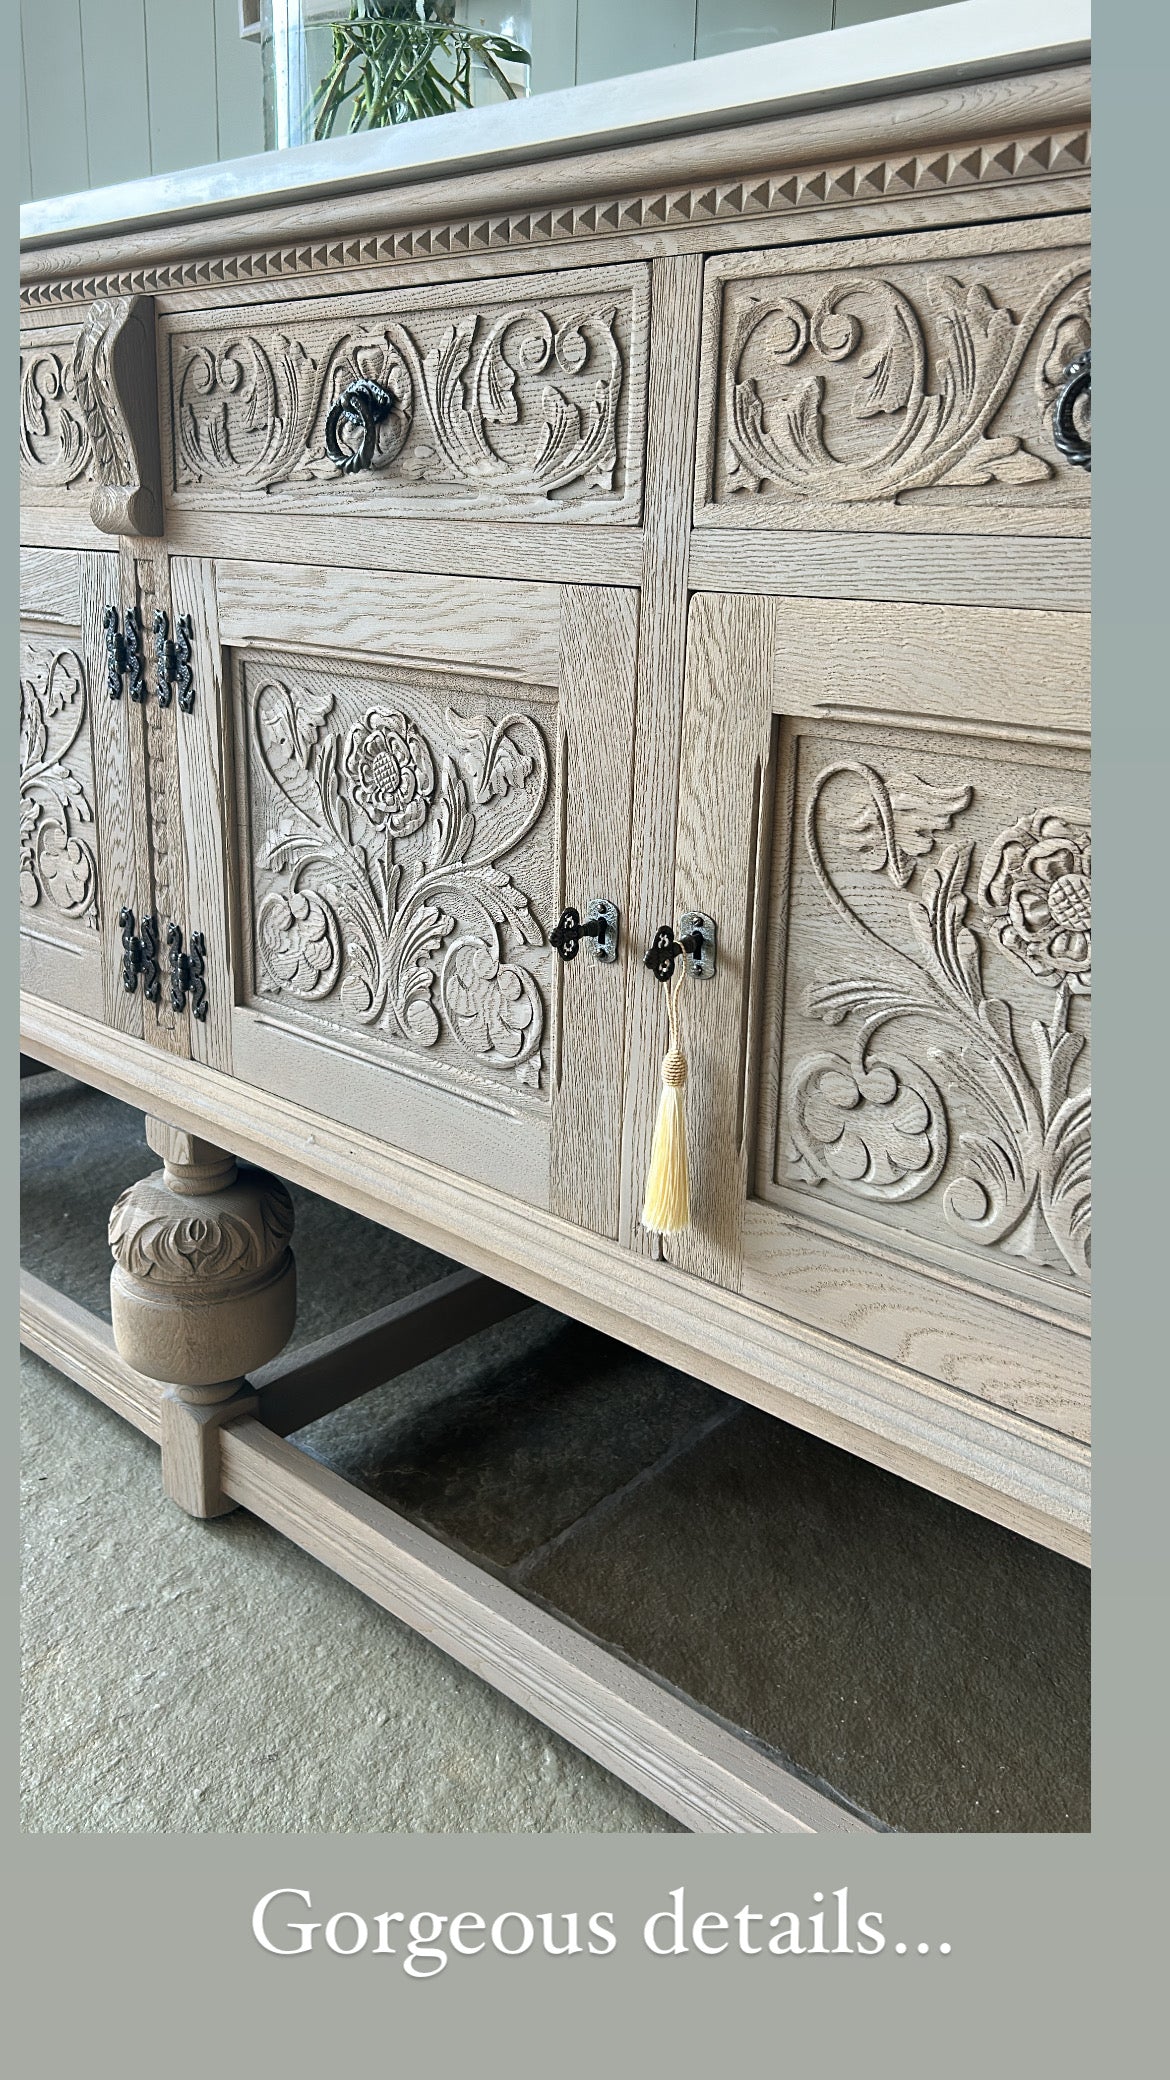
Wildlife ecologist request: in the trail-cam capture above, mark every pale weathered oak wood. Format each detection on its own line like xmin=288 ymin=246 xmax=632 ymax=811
xmin=164 ymin=512 xmax=645 ymax=586
xmin=19 ymin=545 xmax=81 ymax=622
xmin=108 ymin=1116 xmax=297 ymax=1407
xmin=207 ymin=556 xmax=563 ymax=1210
xmin=218 ymin=1419 xmax=872 ymax=1832
xmin=160 ymin=1384 xmax=260 ymax=1518
xmin=686 ymin=530 xmax=1092 ymax=611
xmin=693 ymin=213 xmax=1091 ymax=538
xmin=168 ymin=556 xmax=234 ymax=1072
xmin=214 ymin=560 xmax=564 ymax=686
xmin=618 ymin=251 xmax=705 ymax=1255
xmin=20 ymin=1268 xmax=161 ymax=1440
xmin=741 ymin=1202 xmax=1089 ymax=1441
xmin=21 ymin=995 xmax=1090 ymax=1563
xmin=72 ymin=296 xmax=163 ymax=537
xmin=668 ymin=592 xmax=777 ymax=1289
xmin=157 ymin=261 xmax=650 ymax=527
xmin=79 ymin=549 xmax=144 ymax=1036
xmin=19 ymin=61 xmax=1090 ymax=297
xmin=20 ymin=569 xmax=104 ymax=1019
xmin=770 ymin=598 xmax=1091 ymax=739
xmin=18 ymin=1268 xmax=874 ymax=1832
xmin=253 ymin=1268 xmax=532 ymax=1437
xmin=19 ymin=34 xmax=1092 ymax=1632
xmin=550 ymin=585 xmax=640 ymax=1237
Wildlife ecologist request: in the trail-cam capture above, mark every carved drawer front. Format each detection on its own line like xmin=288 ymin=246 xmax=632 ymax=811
xmin=159 ymin=262 xmax=649 ymax=527
xmin=176 ymin=557 xmax=638 ymax=1231
xmin=20 ymin=322 xmax=94 ymax=513
xmin=695 ymin=214 xmax=1090 ymax=536
xmin=666 ymin=592 xmax=1090 ymax=1462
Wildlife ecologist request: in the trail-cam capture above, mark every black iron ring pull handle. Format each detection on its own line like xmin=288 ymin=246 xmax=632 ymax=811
xmin=324 ymin=378 xmax=398 ymax=474
xmin=1053 ymin=349 xmax=1091 ymax=472
xmin=550 ymin=901 xmax=619 ymax=964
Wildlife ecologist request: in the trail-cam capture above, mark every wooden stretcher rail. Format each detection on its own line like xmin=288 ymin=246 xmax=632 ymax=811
xmin=19 ymin=1267 xmax=876 ymax=1836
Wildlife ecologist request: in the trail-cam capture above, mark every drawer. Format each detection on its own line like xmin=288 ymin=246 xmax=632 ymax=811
xmin=20 ymin=320 xmax=94 ymax=516
xmin=695 ymin=214 xmax=1090 ymax=536
xmin=158 ymin=261 xmax=649 ymax=528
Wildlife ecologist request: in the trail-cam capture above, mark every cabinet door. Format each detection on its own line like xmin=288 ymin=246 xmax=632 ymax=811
xmin=667 ymin=591 xmax=1090 ymax=1446
xmin=173 ymin=556 xmax=638 ymax=1232
xmin=19 ymin=547 xmax=135 ymax=1025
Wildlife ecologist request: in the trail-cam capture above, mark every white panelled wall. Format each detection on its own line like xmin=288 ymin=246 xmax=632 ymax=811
xmin=19 ymin=0 xmax=944 ymax=200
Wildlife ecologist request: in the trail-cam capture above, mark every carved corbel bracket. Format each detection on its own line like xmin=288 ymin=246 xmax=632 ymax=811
xmin=72 ymin=294 xmax=162 ymax=536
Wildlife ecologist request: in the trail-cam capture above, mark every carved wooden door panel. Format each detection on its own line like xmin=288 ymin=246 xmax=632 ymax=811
xmin=666 ymin=591 xmax=1090 ymax=1449
xmin=173 ymin=556 xmax=638 ymax=1232
xmin=19 ymin=547 xmax=128 ymax=1024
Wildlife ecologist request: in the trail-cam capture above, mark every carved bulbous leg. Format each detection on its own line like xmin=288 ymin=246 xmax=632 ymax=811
xmin=108 ymin=1119 xmax=296 ymax=1516
xmin=109 ymin=1118 xmax=296 ymax=1399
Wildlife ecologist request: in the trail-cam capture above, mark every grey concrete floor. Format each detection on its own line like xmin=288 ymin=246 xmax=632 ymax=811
xmin=21 ymin=1070 xmax=1089 ymax=1833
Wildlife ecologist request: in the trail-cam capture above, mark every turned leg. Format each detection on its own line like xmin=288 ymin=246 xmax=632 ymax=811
xmin=108 ymin=1118 xmax=296 ymax=1517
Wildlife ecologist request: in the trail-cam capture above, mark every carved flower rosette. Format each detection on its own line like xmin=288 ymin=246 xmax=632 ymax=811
xmin=246 ymin=660 xmax=551 ymax=1091
xmin=782 ymin=755 xmax=1090 ymax=1287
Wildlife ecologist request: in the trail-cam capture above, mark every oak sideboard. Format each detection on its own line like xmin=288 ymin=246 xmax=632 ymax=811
xmin=19 ymin=1 xmax=1091 ymax=1829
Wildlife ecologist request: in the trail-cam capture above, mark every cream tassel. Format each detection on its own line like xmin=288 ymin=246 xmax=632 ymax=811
xmin=641 ymin=965 xmax=690 ymax=1234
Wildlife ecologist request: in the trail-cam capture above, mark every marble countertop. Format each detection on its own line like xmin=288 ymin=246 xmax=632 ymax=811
xmin=20 ymin=0 xmax=1089 ymax=248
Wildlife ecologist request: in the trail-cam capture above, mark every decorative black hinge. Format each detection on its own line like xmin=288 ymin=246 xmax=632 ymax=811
xmin=167 ymin=922 xmax=208 ymax=1021
xmin=152 ymin=610 xmax=195 ymax=711
xmin=104 ymin=605 xmax=126 ymax=698
xmin=123 ymin=605 xmax=146 ymax=701
xmin=119 ymin=907 xmax=160 ymax=1000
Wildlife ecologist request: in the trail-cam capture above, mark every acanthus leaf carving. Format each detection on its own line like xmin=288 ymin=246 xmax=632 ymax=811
xmin=19 ymin=638 xmax=98 ymax=929
xmin=108 ymin=1171 xmax=294 ymax=1284
xmin=786 ymin=761 xmax=1090 ymax=1284
xmin=19 ymin=343 xmax=93 ymax=487
xmin=172 ymin=297 xmax=626 ymax=507
xmin=249 ymin=665 xmax=549 ymax=1089
xmin=720 ymin=258 xmax=1091 ymax=508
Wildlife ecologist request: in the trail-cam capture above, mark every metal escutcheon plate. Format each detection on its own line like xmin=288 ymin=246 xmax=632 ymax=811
xmin=587 ymin=899 xmax=619 ymax=963
xmin=679 ymin=911 xmax=716 ymax=979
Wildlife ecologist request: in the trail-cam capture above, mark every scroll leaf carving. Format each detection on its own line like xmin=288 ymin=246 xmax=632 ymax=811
xmin=247 ymin=663 xmax=550 ymax=1089
xmin=72 ymin=295 xmax=163 ymax=535
xmin=786 ymin=761 xmax=1090 ymax=1283
xmin=172 ymin=297 xmax=626 ymax=507
xmin=19 ymin=345 xmax=93 ymax=487
xmin=719 ymin=259 xmax=1091 ymax=508
xmin=19 ymin=638 xmax=98 ymax=929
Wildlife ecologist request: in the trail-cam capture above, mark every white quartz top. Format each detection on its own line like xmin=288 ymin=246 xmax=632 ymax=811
xmin=20 ymin=0 xmax=1089 ymax=247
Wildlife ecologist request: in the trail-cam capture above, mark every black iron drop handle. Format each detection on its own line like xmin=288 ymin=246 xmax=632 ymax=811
xmin=1052 ymin=349 xmax=1091 ymax=472
xmin=325 ymin=377 xmax=398 ymax=474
